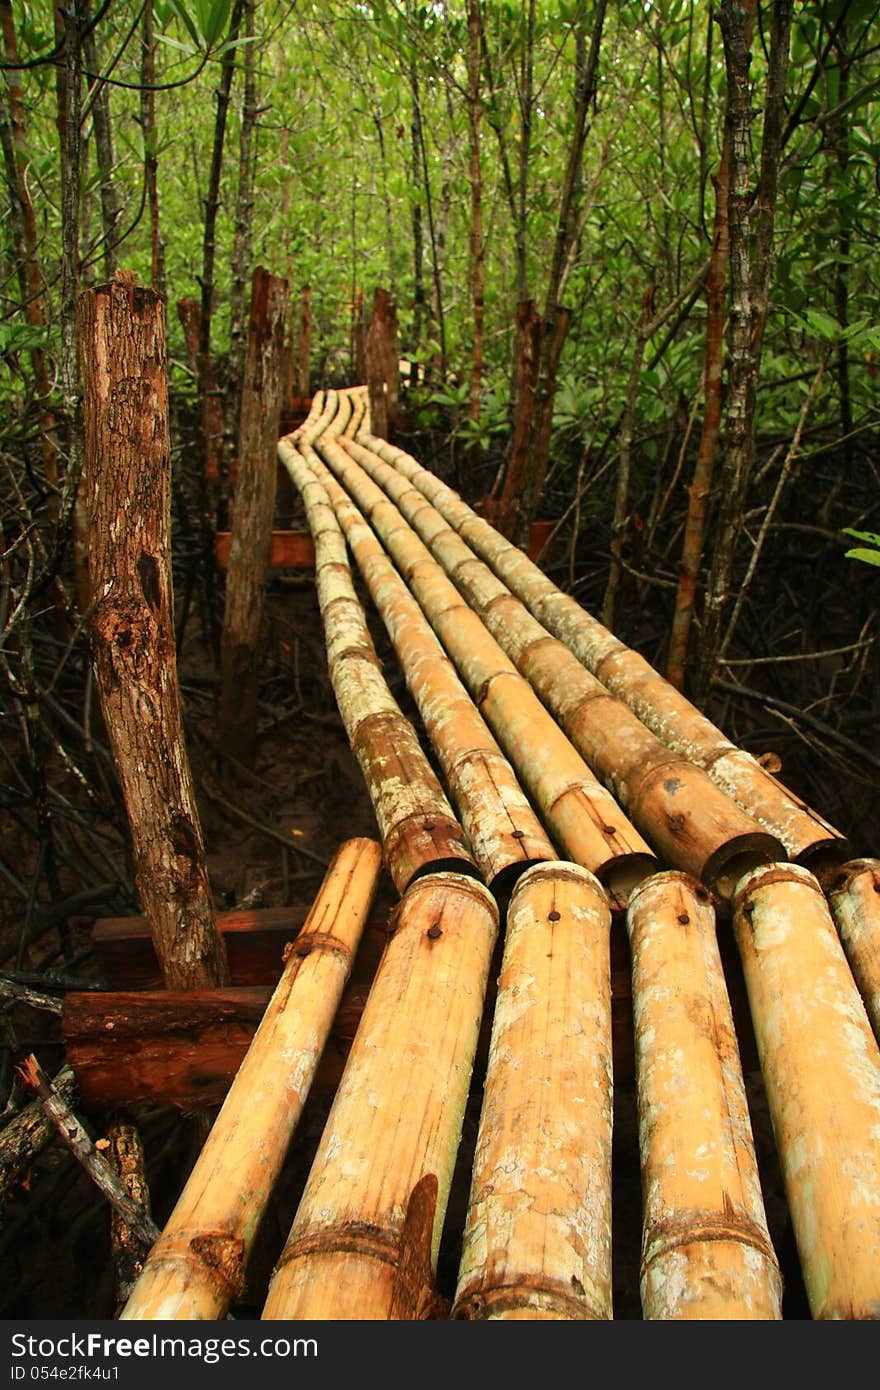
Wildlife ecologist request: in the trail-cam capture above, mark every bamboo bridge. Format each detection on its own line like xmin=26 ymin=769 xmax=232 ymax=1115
xmin=78 ymin=386 xmax=880 ymax=1320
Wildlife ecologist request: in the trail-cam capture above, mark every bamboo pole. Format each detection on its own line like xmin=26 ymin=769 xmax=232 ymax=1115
xmin=119 ymin=837 xmax=383 ymax=1321
xmin=291 ymin=414 xmax=476 ymax=894
xmin=627 ymin=871 xmax=782 ymax=1319
xmin=277 ymin=405 xmax=556 ymax=893
xmin=732 ymin=862 xmax=880 ymax=1318
xmin=826 ymin=858 xmax=880 ymax=1046
xmin=356 ymin=429 xmax=846 ymax=867
xmin=302 ymin=398 xmax=656 ymax=907
xmin=328 ymin=434 xmax=784 ymax=898
xmin=452 ymin=862 xmax=613 ymax=1320
xmin=262 ymin=871 xmax=500 ymax=1320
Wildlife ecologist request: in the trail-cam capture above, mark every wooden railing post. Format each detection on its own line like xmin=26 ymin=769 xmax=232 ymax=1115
xmin=365 ymin=286 xmax=399 ymax=439
xmin=219 ymin=265 xmax=290 ymax=767
xmin=78 ymin=277 xmax=229 ymax=990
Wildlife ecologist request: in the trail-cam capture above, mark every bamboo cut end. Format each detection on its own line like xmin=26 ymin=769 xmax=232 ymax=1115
xmin=702 ymin=833 xmax=787 ymax=901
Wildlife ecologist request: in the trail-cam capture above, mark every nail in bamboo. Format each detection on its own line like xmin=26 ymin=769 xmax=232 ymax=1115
xmin=732 ymin=861 xmax=880 ymax=1319
xmin=627 ymin=871 xmax=782 ymax=1319
xmin=453 ymin=862 xmax=614 ymax=1320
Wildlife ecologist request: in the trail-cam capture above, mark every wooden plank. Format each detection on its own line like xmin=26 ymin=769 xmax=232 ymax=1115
xmin=62 ymin=986 xmax=358 ymax=1111
xmin=214 ymin=529 xmax=315 ymax=570
xmin=92 ymin=905 xmax=390 ymax=989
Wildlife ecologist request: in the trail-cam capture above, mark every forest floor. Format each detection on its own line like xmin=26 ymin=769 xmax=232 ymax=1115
xmin=2 ymin=420 xmax=867 ymax=1322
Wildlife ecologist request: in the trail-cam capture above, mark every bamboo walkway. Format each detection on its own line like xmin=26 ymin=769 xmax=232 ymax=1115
xmin=118 ymin=386 xmax=880 ymax=1322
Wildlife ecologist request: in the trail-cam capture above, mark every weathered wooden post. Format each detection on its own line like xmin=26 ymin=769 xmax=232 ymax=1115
xmin=296 ymin=283 xmax=311 ymax=398
xmin=219 ymin=265 xmax=290 ymax=768
xmin=78 ymin=277 xmax=229 ymax=990
xmin=365 ymin=286 xmax=399 ymax=440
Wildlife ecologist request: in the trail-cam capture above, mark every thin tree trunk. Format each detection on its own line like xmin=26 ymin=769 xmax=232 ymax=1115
xmin=78 ymin=280 xmax=229 ymax=990
xmin=54 ymin=0 xmax=88 ymax=612
xmin=365 ymin=288 xmax=400 ymax=440
xmin=507 ymin=2 xmax=607 ymax=547
xmin=666 ymin=136 xmax=731 ymax=691
xmin=602 ymin=285 xmax=653 ymax=629
xmin=227 ymin=0 xmax=257 ymax=419
xmin=219 ymin=268 xmax=290 ymax=769
xmin=408 ymin=42 xmax=426 ymax=353
xmin=198 ymin=0 xmax=244 ymax=492
xmin=140 ymin=0 xmax=165 ymax=295
xmin=466 ymin=0 xmax=485 ymax=472
xmin=697 ymin=0 xmax=792 ymax=703
xmin=298 ymin=284 xmax=312 ymax=398
xmin=831 ymin=23 xmax=853 ymax=469
xmin=81 ymin=3 xmax=119 ymax=280
xmin=0 ymin=1 xmax=59 ymax=525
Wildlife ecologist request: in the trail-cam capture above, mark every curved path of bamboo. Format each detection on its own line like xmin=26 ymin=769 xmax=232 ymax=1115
xmin=121 ymin=384 xmax=880 ymax=1322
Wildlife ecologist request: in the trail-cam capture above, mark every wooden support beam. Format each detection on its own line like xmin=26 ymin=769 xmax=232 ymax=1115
xmin=214 ymin=530 xmax=315 ymax=571
xmin=62 ymin=987 xmax=359 ymax=1111
xmin=91 ymin=904 xmax=391 ymax=989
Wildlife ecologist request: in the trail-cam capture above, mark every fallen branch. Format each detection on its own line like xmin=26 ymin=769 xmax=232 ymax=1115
xmin=0 ymin=1064 xmax=78 ymax=1204
xmin=15 ymin=1054 xmax=160 ymax=1251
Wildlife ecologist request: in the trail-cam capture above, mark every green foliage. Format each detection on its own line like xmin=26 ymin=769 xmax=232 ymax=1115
xmin=842 ymin=529 xmax=880 ymax=568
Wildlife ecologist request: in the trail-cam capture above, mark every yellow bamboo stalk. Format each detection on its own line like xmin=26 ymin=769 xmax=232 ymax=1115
xmin=304 ymin=414 xmax=656 ymax=906
xmin=732 ymin=862 xmax=880 ymax=1318
xmin=358 ymin=429 xmax=846 ymax=866
xmin=284 ymin=416 xmax=556 ymax=892
xmin=452 ymin=862 xmax=613 ymax=1320
xmin=262 ymin=871 xmax=500 ymax=1320
xmin=119 ymin=837 xmax=383 ymax=1321
xmin=281 ymin=429 xmax=476 ymax=893
xmin=627 ymin=871 xmax=782 ymax=1319
xmin=334 ymin=436 xmax=784 ymax=898
xmin=826 ymin=858 xmax=880 ymax=1048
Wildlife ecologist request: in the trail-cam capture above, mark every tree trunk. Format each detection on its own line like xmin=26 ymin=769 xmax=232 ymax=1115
xmin=297 ymin=284 xmax=312 ymax=398
xmin=81 ymin=3 xmax=120 ymax=280
xmin=0 ymin=1 xmax=59 ymax=525
xmin=489 ymin=300 xmax=540 ymax=535
xmin=466 ymin=0 xmax=485 ymax=472
xmin=408 ymin=40 xmax=426 ymax=353
xmin=140 ymin=0 xmax=165 ymax=295
xmin=365 ymin=287 xmax=400 ymax=440
xmin=697 ymin=0 xmax=792 ymax=703
xmin=219 ymin=267 xmax=290 ymax=768
xmin=78 ymin=280 xmax=229 ymax=990
xmin=666 ymin=137 xmax=731 ymax=692
xmin=197 ymin=0 xmax=244 ymax=494
xmin=227 ymin=0 xmax=257 ymax=419
xmin=54 ymin=0 xmax=88 ymax=611
xmin=502 ymin=2 xmax=607 ymax=547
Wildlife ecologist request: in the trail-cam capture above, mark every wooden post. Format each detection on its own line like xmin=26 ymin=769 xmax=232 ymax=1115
xmin=352 ymin=285 xmax=367 ymax=384
xmin=219 ymin=266 xmax=290 ymax=767
xmin=78 ymin=278 xmax=229 ymax=990
xmin=296 ymin=283 xmax=311 ymax=398
xmin=365 ymin=287 xmax=400 ymax=440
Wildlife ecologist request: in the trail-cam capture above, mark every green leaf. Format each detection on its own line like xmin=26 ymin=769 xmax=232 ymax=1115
xmin=842 ymin=528 xmax=880 ymax=548
xmin=844 ymin=548 xmax=880 ymax=568
xmin=802 ymin=308 xmax=841 ymax=340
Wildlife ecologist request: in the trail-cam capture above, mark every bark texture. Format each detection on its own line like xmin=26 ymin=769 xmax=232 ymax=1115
xmin=78 ymin=281 xmax=229 ymax=990
xmin=220 ymin=266 xmax=290 ymax=767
